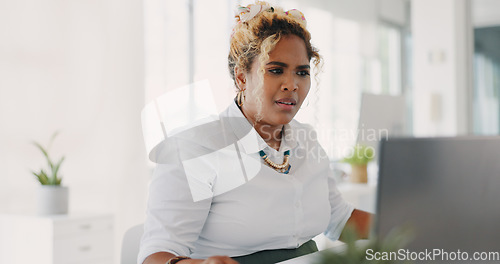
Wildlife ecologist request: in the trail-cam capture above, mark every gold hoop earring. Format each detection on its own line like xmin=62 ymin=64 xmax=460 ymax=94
xmin=237 ymin=89 xmax=245 ymax=107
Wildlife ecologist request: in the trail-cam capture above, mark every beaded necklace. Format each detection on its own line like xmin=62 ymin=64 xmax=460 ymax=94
xmin=259 ymin=149 xmax=291 ymax=174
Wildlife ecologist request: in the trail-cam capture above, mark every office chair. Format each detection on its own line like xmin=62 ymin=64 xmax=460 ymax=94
xmin=121 ymin=224 xmax=144 ymax=264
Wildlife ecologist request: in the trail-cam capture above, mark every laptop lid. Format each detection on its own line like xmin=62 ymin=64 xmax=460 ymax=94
xmin=376 ymin=136 xmax=500 ymax=252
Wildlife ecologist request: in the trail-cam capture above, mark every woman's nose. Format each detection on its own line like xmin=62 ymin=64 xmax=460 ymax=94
xmin=281 ymin=73 xmax=298 ymax=91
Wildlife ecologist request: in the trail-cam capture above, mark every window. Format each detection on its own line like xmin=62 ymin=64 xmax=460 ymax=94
xmin=378 ymin=22 xmax=403 ymax=95
xmin=144 ymin=0 xmax=234 ymax=111
xmin=473 ymin=26 xmax=500 ymax=134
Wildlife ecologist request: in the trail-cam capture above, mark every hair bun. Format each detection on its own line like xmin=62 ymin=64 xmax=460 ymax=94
xmin=234 ymin=4 xmax=307 ymax=27
xmin=284 ymin=9 xmax=307 ymax=26
xmin=235 ymin=4 xmax=272 ymax=23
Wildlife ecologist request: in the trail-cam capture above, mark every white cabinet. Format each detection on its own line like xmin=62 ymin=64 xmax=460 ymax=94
xmin=0 ymin=214 xmax=114 ymax=264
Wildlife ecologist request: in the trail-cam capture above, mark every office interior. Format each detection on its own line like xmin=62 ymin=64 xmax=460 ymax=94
xmin=0 ymin=0 xmax=499 ymax=263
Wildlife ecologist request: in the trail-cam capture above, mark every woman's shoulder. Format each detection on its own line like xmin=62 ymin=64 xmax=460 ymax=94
xmin=149 ymin=113 xmax=240 ymax=163
xmin=166 ymin=102 xmax=236 ymax=138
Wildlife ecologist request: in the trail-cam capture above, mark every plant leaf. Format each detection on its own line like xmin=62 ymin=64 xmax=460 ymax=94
xmin=40 ymin=169 xmax=50 ymax=185
xmin=48 ymin=171 xmax=57 ymax=185
xmin=342 ymin=144 xmax=375 ymax=165
xmin=32 ymin=141 xmax=49 ymax=161
xmin=33 ymin=169 xmax=50 ymax=185
xmin=31 ymin=132 xmax=64 ymax=186
xmin=32 ymin=171 xmax=45 ymax=185
xmin=47 ymin=131 xmax=60 ymax=149
xmin=32 ymin=141 xmax=55 ymax=170
xmin=51 ymin=156 xmax=65 ymax=185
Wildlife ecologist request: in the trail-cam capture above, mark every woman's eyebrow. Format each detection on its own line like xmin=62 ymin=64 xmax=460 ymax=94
xmin=266 ymin=61 xmax=310 ymax=69
xmin=266 ymin=61 xmax=288 ymax=67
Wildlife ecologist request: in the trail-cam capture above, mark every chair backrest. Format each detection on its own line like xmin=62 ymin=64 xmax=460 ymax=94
xmin=121 ymin=224 xmax=144 ymax=264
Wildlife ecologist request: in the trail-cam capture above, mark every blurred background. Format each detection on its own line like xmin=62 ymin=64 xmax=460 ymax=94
xmin=0 ymin=0 xmax=499 ymax=263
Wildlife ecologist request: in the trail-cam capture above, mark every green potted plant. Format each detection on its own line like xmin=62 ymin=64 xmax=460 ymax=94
xmin=31 ymin=132 xmax=68 ymax=215
xmin=314 ymin=225 xmax=414 ymax=264
xmin=342 ymin=144 xmax=375 ymax=183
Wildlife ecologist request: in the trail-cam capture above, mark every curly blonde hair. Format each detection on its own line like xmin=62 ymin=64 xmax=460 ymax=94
xmin=228 ymin=1 xmax=322 ymax=122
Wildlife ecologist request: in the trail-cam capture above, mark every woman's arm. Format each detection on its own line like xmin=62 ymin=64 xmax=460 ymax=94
xmin=143 ymin=252 xmax=239 ymax=264
xmin=341 ymin=209 xmax=374 ymax=240
xmin=138 ymin=157 xmax=213 ymax=264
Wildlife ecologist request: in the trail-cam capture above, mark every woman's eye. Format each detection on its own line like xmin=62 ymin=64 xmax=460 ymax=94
xmin=268 ymin=68 xmax=283 ymax=74
xmin=297 ymin=70 xmax=310 ymax=76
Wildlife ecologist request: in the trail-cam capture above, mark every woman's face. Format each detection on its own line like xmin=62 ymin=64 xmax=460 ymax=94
xmin=241 ymin=34 xmax=311 ymax=128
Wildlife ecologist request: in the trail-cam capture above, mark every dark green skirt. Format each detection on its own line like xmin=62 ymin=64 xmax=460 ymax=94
xmin=232 ymin=240 xmax=318 ymax=264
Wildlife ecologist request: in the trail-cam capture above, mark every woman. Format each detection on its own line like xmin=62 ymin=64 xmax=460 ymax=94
xmin=139 ymin=2 xmax=372 ymax=264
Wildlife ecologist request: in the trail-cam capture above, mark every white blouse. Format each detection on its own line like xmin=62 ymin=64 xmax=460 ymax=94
xmin=138 ymin=101 xmax=354 ymax=264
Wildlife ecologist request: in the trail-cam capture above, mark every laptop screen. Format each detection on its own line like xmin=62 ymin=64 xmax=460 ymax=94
xmin=375 ymin=136 xmax=500 ymax=252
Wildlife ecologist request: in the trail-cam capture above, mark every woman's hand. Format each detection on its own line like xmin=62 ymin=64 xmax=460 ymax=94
xmin=145 ymin=252 xmax=239 ymax=264
xmin=340 ymin=209 xmax=374 ymax=240
xmin=177 ymin=256 xmax=238 ymax=264
xmin=196 ymin=255 xmax=239 ymax=264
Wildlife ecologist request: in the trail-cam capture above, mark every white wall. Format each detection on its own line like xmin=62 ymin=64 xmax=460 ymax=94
xmin=412 ymin=0 xmax=472 ymax=136
xmin=473 ymin=0 xmax=500 ymax=27
xmin=0 ymin=0 xmax=149 ymax=261
xmin=379 ymin=0 xmax=408 ymax=25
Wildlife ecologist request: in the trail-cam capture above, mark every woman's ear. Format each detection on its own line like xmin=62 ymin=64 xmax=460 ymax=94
xmin=234 ymin=66 xmax=246 ymax=91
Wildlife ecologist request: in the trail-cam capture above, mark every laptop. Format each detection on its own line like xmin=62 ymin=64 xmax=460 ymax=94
xmin=376 ymin=136 xmax=500 ymax=255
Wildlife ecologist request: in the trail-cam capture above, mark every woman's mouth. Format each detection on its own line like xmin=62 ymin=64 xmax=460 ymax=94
xmin=275 ymin=98 xmax=297 ymax=110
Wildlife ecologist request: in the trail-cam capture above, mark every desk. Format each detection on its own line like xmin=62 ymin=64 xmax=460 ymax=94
xmin=277 ymin=240 xmax=370 ymax=264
